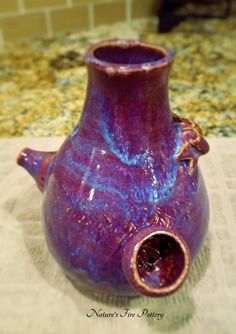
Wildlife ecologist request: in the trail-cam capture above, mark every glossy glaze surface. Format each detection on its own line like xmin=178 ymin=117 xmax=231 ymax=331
xmin=17 ymin=39 xmax=209 ymax=297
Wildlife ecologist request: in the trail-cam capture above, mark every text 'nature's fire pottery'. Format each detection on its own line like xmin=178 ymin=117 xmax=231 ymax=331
xmin=17 ymin=39 xmax=209 ymax=297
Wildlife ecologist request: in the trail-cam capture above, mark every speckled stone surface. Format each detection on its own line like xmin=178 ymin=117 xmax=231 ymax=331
xmin=0 ymin=18 xmax=235 ymax=137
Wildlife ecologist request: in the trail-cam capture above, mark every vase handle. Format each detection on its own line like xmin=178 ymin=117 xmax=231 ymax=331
xmin=172 ymin=113 xmax=209 ymax=176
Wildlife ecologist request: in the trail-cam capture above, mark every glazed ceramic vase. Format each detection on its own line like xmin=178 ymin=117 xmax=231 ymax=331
xmin=17 ymin=39 xmax=209 ymax=297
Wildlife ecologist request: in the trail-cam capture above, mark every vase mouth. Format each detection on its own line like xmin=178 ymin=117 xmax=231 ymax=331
xmin=85 ymin=39 xmax=174 ymax=74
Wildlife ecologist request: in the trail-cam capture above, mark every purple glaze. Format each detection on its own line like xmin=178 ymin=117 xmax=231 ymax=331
xmin=17 ymin=39 xmax=209 ymax=297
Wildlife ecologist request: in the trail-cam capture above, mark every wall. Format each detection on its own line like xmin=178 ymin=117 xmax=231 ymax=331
xmin=0 ymin=0 xmax=158 ymax=43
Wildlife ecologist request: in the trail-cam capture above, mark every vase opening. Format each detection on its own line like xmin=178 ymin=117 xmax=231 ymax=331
xmin=85 ymin=39 xmax=173 ymax=73
xmin=93 ymin=45 xmax=165 ymax=65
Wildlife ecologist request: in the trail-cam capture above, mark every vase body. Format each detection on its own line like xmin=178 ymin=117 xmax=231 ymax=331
xmin=17 ymin=40 xmax=209 ymax=297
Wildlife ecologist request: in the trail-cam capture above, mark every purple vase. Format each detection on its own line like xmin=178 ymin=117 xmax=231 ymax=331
xmin=17 ymin=39 xmax=209 ymax=297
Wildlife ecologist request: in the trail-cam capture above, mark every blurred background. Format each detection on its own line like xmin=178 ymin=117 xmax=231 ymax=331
xmin=0 ymin=0 xmax=235 ymax=137
xmin=0 ymin=0 xmax=158 ymax=42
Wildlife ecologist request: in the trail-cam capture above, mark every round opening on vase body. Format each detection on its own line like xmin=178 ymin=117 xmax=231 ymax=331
xmin=85 ymin=39 xmax=174 ymax=73
xmin=123 ymin=230 xmax=190 ymax=297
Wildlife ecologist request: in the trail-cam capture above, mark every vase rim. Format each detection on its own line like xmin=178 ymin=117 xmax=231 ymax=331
xmin=122 ymin=227 xmax=190 ymax=297
xmin=85 ymin=39 xmax=174 ymax=74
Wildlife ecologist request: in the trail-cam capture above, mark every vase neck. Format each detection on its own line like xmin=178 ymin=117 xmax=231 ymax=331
xmin=82 ymin=40 xmax=174 ymax=156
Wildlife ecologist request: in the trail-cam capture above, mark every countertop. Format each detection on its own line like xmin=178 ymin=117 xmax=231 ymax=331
xmin=0 ymin=18 xmax=236 ymax=137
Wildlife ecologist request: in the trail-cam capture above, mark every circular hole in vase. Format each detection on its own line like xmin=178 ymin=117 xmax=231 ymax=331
xmin=136 ymin=232 xmax=188 ymax=289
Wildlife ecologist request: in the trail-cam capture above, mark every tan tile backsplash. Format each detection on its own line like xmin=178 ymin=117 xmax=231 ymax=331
xmin=0 ymin=13 xmax=47 ymax=41
xmin=132 ymin=0 xmax=158 ymax=18
xmin=0 ymin=0 xmax=158 ymax=43
xmin=0 ymin=1 xmax=19 ymax=13
xmin=51 ymin=5 xmax=89 ymax=33
xmin=24 ymin=0 xmax=66 ymax=10
xmin=94 ymin=1 xmax=126 ymax=26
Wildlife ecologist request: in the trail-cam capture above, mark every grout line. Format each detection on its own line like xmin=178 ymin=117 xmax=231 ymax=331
xmin=88 ymin=2 xmax=94 ymax=30
xmin=66 ymin=0 xmax=73 ymax=7
xmin=18 ymin=0 xmax=25 ymax=14
xmin=0 ymin=5 xmax=70 ymax=18
xmin=0 ymin=29 xmax=5 ymax=47
xmin=0 ymin=11 xmax=19 ymax=18
xmin=45 ymin=10 xmax=53 ymax=37
xmin=126 ymin=0 xmax=132 ymax=24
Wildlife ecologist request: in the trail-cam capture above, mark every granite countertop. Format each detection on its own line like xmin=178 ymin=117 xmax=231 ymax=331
xmin=0 ymin=18 xmax=235 ymax=137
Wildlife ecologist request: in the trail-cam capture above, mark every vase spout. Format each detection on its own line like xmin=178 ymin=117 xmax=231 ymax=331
xmin=17 ymin=148 xmax=56 ymax=192
xmin=122 ymin=227 xmax=190 ymax=297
